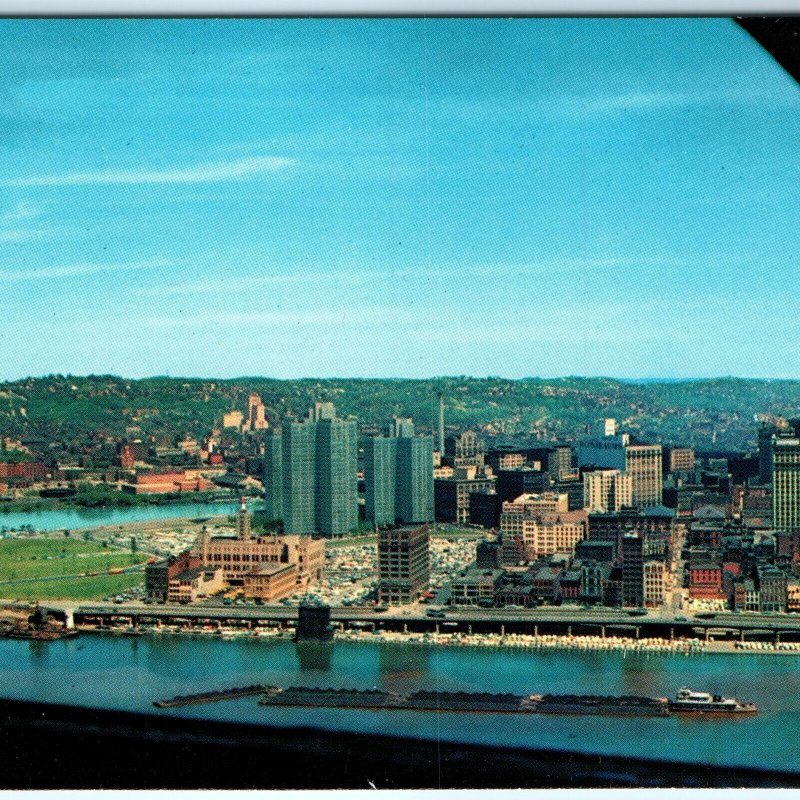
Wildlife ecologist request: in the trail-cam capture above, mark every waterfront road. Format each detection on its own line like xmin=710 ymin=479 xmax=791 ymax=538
xmin=37 ymin=601 xmax=800 ymax=635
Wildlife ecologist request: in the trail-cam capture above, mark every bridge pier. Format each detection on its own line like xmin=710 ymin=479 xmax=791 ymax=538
xmin=635 ymin=626 xmax=640 ymax=640
xmin=403 ymin=623 xmax=408 ymax=634
xmin=468 ymin=624 xmax=472 ymax=635
xmin=669 ymin=627 xmax=674 ymax=642
xmin=567 ymin=625 xmax=572 ymax=637
xmin=64 ymin=610 xmax=74 ymax=630
xmin=534 ymin=624 xmax=538 ymax=638
xmin=601 ymin=625 xmax=605 ymax=638
xmin=500 ymin=625 xmax=505 ymax=637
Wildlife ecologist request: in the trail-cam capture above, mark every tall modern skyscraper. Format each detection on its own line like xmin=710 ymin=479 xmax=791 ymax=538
xmin=396 ymin=435 xmax=435 ymax=524
xmin=363 ymin=436 xmax=397 ymax=527
xmin=281 ymin=418 xmax=317 ymax=534
xmin=773 ymin=436 xmax=800 ymax=532
xmin=263 ymin=433 xmax=283 ymax=522
xmin=263 ymin=405 xmax=357 ymax=536
xmin=316 ymin=416 xmax=358 ymax=536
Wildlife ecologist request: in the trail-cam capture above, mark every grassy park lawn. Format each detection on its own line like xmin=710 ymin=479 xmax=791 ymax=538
xmin=0 ymin=537 xmax=147 ymax=600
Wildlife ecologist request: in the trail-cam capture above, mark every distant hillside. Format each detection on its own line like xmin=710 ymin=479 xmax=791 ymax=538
xmin=2 ymin=375 xmax=800 ymax=451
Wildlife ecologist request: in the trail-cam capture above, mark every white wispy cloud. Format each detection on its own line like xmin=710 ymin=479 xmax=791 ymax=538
xmin=136 ymin=256 xmax=687 ymax=298
xmin=0 ymin=257 xmax=170 ymax=282
xmin=147 ymin=308 xmax=395 ymax=328
xmin=4 ymin=156 xmax=295 ymax=187
xmin=0 ymin=229 xmax=53 ymax=243
xmin=0 ymin=201 xmax=42 ymax=223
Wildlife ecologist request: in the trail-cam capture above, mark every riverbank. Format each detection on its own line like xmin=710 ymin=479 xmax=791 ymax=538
xmin=74 ymin=622 xmax=800 ymax=656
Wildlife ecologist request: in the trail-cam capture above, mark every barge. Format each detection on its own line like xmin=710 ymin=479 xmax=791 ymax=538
xmin=258 ymin=687 xmax=671 ymax=716
xmin=155 ymin=685 xmax=755 ymax=717
xmin=154 ymin=684 xmax=268 ymax=708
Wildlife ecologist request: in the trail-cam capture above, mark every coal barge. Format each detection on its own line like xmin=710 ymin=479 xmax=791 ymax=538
xmin=258 ymin=687 xmax=672 ymax=716
xmin=154 ymin=684 xmax=268 ymax=708
xmin=154 ymin=686 xmax=756 ymax=717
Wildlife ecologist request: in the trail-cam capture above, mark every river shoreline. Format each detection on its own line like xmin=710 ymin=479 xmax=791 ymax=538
xmin=73 ymin=622 xmax=800 ymax=656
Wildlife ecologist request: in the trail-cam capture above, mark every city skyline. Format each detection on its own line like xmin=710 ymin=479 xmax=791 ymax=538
xmin=1 ymin=19 xmax=799 ymax=381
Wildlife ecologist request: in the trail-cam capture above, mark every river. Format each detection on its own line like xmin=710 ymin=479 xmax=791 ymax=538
xmin=1 ymin=633 xmax=798 ymax=773
xmin=0 ymin=501 xmax=246 ymax=533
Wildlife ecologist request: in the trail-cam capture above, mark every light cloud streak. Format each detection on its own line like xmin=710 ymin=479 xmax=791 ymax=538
xmin=147 ymin=307 xmax=398 ymax=327
xmin=0 ymin=257 xmax=170 ymax=282
xmin=4 ymin=156 xmax=295 ymax=187
xmin=136 ymin=256 xmax=688 ymax=297
xmin=0 ymin=201 xmax=42 ymax=223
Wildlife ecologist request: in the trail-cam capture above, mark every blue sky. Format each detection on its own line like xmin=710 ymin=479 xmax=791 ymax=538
xmin=1 ymin=18 xmax=798 ymax=381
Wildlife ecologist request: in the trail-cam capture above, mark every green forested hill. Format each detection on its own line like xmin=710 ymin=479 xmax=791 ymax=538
xmin=2 ymin=375 xmax=799 ymax=450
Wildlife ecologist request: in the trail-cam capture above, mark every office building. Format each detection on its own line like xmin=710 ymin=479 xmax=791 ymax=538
xmin=621 ymin=533 xmax=644 ymax=608
xmin=316 ymin=416 xmax=359 ymax=536
xmin=496 ymin=467 xmax=551 ymax=503
xmin=434 ymin=464 xmax=495 ymax=524
xmin=363 ymin=436 xmax=397 ymax=527
xmin=446 ymin=431 xmax=485 ymax=468
xmin=547 ymin=445 xmax=576 ymax=481
xmin=468 ymin=491 xmax=503 ymax=528
xmin=196 ymin=502 xmax=324 ymax=596
xmin=396 ymin=435 xmax=435 ymax=524
xmin=502 ymin=491 xmax=569 ymax=516
xmin=499 ymin=504 xmax=587 ymax=560
xmin=583 ymin=469 xmax=632 ymax=512
xmin=643 ymin=559 xmax=668 ymax=608
xmin=578 ymin=435 xmax=662 ymax=508
xmin=587 ymin=508 xmax=674 ymax=563
xmin=280 ymin=419 xmax=317 ymax=534
xmin=262 ymin=434 xmax=283 ymax=522
xmin=378 ymin=524 xmax=430 ymax=605
xmin=666 ymin=447 xmax=695 ymax=475
xmin=758 ymin=424 xmax=778 ymax=484
xmin=243 ymin=393 xmax=268 ymax=431
xmin=485 ymin=447 xmax=525 ymax=472
xmin=450 ymin=568 xmax=503 ymax=605
xmin=263 ymin=404 xmax=358 ymax=536
xmin=773 ymin=436 xmax=800 ymax=532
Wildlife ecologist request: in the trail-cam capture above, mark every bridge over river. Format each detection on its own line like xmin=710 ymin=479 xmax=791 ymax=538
xmin=39 ymin=601 xmax=800 ymax=644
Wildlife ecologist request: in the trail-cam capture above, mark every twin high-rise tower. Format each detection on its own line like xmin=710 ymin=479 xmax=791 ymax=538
xmin=264 ymin=403 xmax=358 ymax=536
xmin=264 ymin=405 xmax=433 ymax=536
xmin=363 ymin=420 xmax=435 ymax=527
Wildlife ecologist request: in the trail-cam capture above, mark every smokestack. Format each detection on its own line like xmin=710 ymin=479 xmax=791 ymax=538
xmin=438 ymin=392 xmax=445 ymax=457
